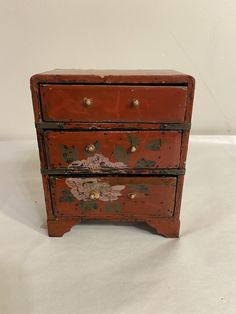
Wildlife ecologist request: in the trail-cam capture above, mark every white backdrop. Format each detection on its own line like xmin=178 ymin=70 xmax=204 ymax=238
xmin=1 ymin=2 xmax=236 ymax=313
xmin=1 ymin=0 xmax=236 ymax=139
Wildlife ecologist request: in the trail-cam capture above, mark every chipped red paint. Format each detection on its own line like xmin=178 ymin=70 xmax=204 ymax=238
xmin=40 ymin=84 xmax=187 ymax=123
xmin=44 ymin=130 xmax=182 ymax=170
xmin=51 ymin=176 xmax=177 ymax=219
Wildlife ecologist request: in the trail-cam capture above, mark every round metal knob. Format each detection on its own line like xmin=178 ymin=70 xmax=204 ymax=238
xmin=130 ymin=146 xmax=137 ymax=153
xmin=132 ymin=99 xmax=140 ymax=107
xmin=83 ymin=97 xmax=92 ymax=107
xmin=89 ymin=191 xmax=100 ymax=200
xmin=86 ymin=144 xmax=96 ymax=153
xmin=128 ymin=193 xmax=136 ymax=199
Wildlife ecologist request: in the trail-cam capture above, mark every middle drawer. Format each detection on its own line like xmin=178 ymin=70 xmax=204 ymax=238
xmin=44 ymin=130 xmax=181 ymax=170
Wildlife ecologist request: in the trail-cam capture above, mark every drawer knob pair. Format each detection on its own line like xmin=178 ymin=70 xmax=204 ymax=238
xmin=89 ymin=191 xmax=136 ymax=200
xmin=86 ymin=144 xmax=137 ymax=153
xmin=83 ymin=97 xmax=140 ymax=107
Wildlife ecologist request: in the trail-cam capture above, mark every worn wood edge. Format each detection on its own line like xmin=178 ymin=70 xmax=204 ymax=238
xmin=146 ymin=218 xmax=180 ymax=238
xmin=185 ymin=76 xmax=195 ymax=123
xmin=180 ymin=130 xmax=190 ymax=168
xmin=41 ymin=175 xmax=54 ymax=219
xmin=30 ymin=70 xmax=194 ymax=85
xmin=30 ymin=76 xmax=41 ymax=122
xmin=173 ymin=175 xmax=185 ymax=218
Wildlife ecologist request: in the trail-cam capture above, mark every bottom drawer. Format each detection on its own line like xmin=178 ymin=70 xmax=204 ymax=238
xmin=50 ymin=176 xmax=177 ymax=219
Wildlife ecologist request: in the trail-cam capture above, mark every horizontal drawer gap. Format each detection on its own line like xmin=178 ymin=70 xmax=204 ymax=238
xmin=42 ymin=169 xmax=185 ymax=176
xmin=43 ymin=128 xmax=183 ymax=132
xmin=36 ymin=122 xmax=190 ymax=130
xmin=49 ymin=174 xmax=179 ymax=178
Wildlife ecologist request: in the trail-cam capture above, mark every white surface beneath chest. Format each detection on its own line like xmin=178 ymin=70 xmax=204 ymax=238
xmin=0 ymin=136 xmax=236 ymax=314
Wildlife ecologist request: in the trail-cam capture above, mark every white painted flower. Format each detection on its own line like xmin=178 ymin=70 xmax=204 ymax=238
xmin=68 ymin=153 xmax=127 ymax=170
xmin=65 ymin=178 xmax=125 ymax=201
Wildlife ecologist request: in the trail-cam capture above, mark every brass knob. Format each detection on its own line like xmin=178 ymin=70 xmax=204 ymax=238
xmin=130 ymin=146 xmax=137 ymax=153
xmin=86 ymin=144 xmax=96 ymax=153
xmin=83 ymin=97 xmax=92 ymax=107
xmin=128 ymin=193 xmax=136 ymax=199
xmin=89 ymin=191 xmax=100 ymax=200
xmin=132 ymin=99 xmax=140 ymax=107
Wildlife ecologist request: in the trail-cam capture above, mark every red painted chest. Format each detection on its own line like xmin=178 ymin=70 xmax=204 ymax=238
xmin=30 ymin=69 xmax=195 ymax=237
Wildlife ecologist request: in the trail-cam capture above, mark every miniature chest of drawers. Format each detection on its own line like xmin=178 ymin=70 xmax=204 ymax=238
xmin=30 ymin=69 xmax=195 ymax=237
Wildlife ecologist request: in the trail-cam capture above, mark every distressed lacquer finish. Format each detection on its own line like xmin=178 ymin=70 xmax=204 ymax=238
xmin=40 ymin=85 xmax=187 ymax=122
xmin=51 ymin=176 xmax=176 ymax=219
xmin=30 ymin=69 xmax=195 ymax=237
xmin=44 ymin=130 xmax=182 ymax=170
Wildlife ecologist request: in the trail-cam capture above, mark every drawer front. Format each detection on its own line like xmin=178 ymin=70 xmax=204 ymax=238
xmin=51 ymin=176 xmax=177 ymax=218
xmin=45 ymin=130 xmax=181 ymax=170
xmin=40 ymin=85 xmax=187 ymax=123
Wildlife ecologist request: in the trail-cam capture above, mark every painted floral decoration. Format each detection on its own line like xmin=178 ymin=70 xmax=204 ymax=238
xmin=65 ymin=178 xmax=125 ymax=202
xmin=68 ymin=153 xmax=127 ymax=171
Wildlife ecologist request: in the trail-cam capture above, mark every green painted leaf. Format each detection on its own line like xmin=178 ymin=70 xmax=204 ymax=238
xmin=135 ymin=158 xmax=156 ymax=168
xmin=60 ymin=144 xmax=79 ymax=163
xmin=104 ymin=201 xmax=122 ymax=212
xmin=113 ymin=145 xmax=128 ymax=164
xmin=127 ymin=184 xmax=149 ymax=193
xmin=145 ymin=139 xmax=161 ymax=151
xmin=60 ymin=190 xmax=76 ymax=203
xmin=79 ymin=200 xmax=98 ymax=211
xmin=94 ymin=140 xmax=100 ymax=151
xmin=128 ymin=134 xmax=140 ymax=147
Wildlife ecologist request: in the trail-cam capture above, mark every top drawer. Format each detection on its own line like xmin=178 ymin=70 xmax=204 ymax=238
xmin=40 ymin=85 xmax=187 ymax=123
